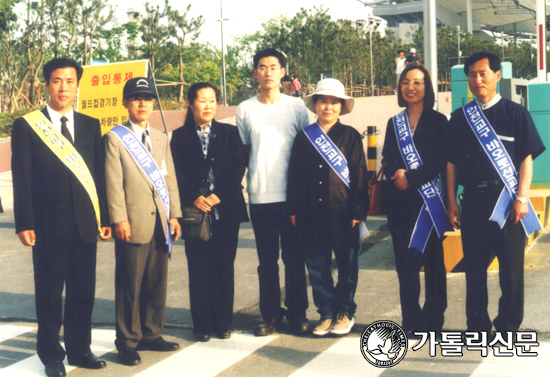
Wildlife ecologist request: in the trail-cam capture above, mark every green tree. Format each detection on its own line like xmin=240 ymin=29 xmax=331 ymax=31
xmin=136 ymin=0 xmax=172 ymax=72
xmin=231 ymin=31 xmax=263 ymax=94
xmin=65 ymin=0 xmax=114 ymax=64
xmin=168 ymin=4 xmax=204 ymax=102
xmin=0 ymin=0 xmax=48 ymax=112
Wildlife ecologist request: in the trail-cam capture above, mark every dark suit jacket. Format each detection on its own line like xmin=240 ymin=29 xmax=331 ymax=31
xmin=170 ymin=120 xmax=249 ymax=224
xmin=11 ymin=107 xmax=109 ymax=245
xmin=287 ymin=122 xmax=369 ymax=247
xmin=381 ymin=108 xmax=448 ymax=230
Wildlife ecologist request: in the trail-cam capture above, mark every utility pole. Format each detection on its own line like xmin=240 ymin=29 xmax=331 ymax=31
xmin=220 ymin=0 xmax=228 ymax=106
xmin=536 ymin=0 xmax=546 ymax=82
xmin=424 ymin=0 xmax=438 ymax=110
xmin=457 ymin=25 xmax=461 ymax=64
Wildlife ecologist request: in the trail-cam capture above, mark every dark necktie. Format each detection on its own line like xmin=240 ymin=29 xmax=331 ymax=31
xmin=142 ymin=129 xmax=151 ymax=153
xmin=60 ymin=116 xmax=73 ymax=144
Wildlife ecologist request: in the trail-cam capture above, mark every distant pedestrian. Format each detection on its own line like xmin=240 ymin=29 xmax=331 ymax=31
xmin=406 ymin=48 xmax=420 ymax=66
xmin=282 ymin=75 xmax=292 ymax=96
xmin=395 ymin=49 xmax=407 ymax=86
xmin=288 ymin=78 xmax=369 ymax=337
xmin=291 ymin=75 xmax=302 ymax=98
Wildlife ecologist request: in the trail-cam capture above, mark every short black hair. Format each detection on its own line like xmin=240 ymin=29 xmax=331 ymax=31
xmin=183 ymin=82 xmax=219 ymax=128
xmin=253 ymin=48 xmax=286 ymax=70
xmin=463 ymin=52 xmax=500 ymax=75
xmin=398 ymin=49 xmax=404 ymax=54
xmin=43 ymin=58 xmax=83 ymax=85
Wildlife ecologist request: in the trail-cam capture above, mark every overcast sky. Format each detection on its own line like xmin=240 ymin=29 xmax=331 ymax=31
xmin=114 ymin=0 xmax=374 ymax=49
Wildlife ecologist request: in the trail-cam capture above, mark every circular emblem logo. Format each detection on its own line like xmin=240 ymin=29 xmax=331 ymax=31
xmin=360 ymin=320 xmax=408 ymax=368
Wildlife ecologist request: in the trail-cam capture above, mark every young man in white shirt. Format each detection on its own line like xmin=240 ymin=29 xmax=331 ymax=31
xmin=395 ymin=49 xmax=406 ymax=87
xmin=237 ymin=48 xmax=311 ymax=336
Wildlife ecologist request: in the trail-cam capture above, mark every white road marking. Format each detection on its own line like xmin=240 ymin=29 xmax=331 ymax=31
xmin=0 ymin=326 xmax=34 ymax=342
xmin=134 ymin=333 xmax=279 ymax=377
xmin=2 ymin=324 xmax=550 ymax=377
xmin=0 ymin=328 xmax=115 ymax=377
xmin=290 ymin=336 xmax=382 ymax=377
xmin=470 ymin=341 xmax=550 ymax=376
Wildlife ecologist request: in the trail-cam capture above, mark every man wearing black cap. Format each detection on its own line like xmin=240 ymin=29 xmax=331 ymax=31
xmin=104 ymin=77 xmax=182 ymax=366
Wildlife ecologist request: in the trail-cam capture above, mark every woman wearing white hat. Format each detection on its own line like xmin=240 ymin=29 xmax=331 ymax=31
xmin=287 ymin=78 xmax=369 ymax=336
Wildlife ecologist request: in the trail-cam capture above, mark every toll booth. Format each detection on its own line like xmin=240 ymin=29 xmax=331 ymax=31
xmin=500 ymin=78 xmax=528 ymax=108
xmin=528 ymin=82 xmax=550 ymax=187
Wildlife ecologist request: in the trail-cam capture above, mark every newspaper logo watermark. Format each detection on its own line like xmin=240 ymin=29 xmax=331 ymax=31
xmin=412 ymin=331 xmax=539 ymax=357
xmin=360 ymin=320 xmax=408 ymax=368
xmin=361 ymin=323 xmax=540 ymax=367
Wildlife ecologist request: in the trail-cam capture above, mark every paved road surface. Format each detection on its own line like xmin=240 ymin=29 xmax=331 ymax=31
xmin=1 ymin=204 xmax=550 ymax=376
xmin=1 ymin=324 xmax=549 ymax=377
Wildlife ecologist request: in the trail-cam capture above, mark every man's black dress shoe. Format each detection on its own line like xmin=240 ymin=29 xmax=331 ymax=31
xmin=193 ymin=333 xmax=211 ymax=342
xmin=117 ymin=347 xmax=141 ymax=366
xmin=45 ymin=360 xmax=66 ymax=377
xmin=68 ymin=351 xmax=106 ymax=369
xmin=255 ymin=308 xmax=286 ymax=337
xmin=137 ymin=337 xmax=180 ymax=351
xmin=217 ymin=330 xmax=231 ymax=339
xmin=291 ymin=321 xmax=311 ymax=335
xmin=255 ymin=319 xmax=277 ymax=336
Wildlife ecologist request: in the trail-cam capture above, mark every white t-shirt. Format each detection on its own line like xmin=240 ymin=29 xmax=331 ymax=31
xmin=236 ymin=94 xmax=310 ymax=204
xmin=396 ymin=57 xmax=407 ymax=74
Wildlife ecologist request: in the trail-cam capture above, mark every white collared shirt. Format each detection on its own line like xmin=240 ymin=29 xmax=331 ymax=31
xmin=47 ymin=105 xmax=75 ymax=140
xmin=476 ymin=93 xmax=514 ymax=142
xmin=128 ymin=120 xmax=153 ymax=153
xmin=477 ymin=93 xmax=501 ymax=110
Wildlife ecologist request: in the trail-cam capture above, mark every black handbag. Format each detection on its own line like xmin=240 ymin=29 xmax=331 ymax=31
xmin=181 ymin=206 xmax=212 ymax=241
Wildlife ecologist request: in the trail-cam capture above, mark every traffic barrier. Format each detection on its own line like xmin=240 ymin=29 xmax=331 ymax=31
xmin=366 ymin=126 xmax=377 ymax=172
xmin=441 ymin=191 xmax=550 ymax=272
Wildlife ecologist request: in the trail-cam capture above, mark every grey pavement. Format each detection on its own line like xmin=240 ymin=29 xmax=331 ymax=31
xmin=2 ymin=204 xmax=550 ymax=339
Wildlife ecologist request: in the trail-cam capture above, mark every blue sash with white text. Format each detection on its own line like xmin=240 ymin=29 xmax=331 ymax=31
xmin=109 ymin=125 xmax=172 ymax=251
xmin=393 ymin=111 xmax=452 ymax=252
xmin=303 ymin=123 xmax=369 ymax=239
xmin=303 ymin=123 xmax=351 ymax=188
xmin=462 ymin=100 xmax=542 ymax=236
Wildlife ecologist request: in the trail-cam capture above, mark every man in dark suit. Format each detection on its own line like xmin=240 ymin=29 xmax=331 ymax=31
xmin=11 ymin=58 xmax=111 ymax=377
